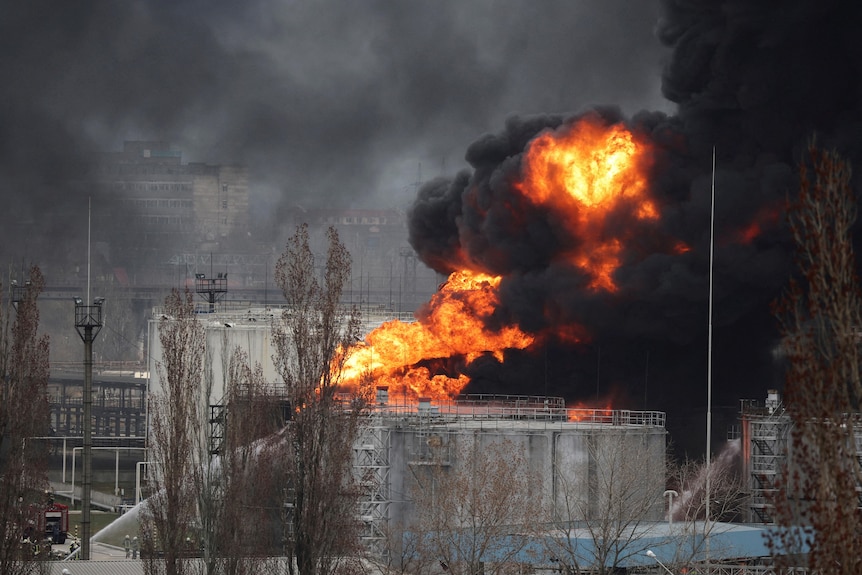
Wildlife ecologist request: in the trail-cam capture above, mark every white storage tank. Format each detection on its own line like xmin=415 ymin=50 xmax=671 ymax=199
xmin=354 ymin=394 xmax=667 ymax=553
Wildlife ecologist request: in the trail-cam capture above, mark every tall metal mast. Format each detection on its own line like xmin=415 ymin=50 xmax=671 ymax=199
xmin=73 ymin=198 xmax=104 ymax=560
xmin=705 ymin=147 xmax=716 ymax=561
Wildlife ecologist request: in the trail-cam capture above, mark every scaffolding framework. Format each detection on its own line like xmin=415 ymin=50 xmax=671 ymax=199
xmin=209 ymin=404 xmax=226 ymax=456
xmin=746 ymin=410 xmax=788 ymax=523
xmin=355 ymin=415 xmax=391 ymax=556
xmin=742 ymin=396 xmax=862 ymax=523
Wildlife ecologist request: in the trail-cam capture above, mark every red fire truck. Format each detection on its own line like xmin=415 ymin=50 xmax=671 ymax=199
xmin=39 ymin=502 xmax=69 ymax=544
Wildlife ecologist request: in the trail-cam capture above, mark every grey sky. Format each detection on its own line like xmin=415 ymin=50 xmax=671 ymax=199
xmin=0 ymin=0 xmax=670 ymax=219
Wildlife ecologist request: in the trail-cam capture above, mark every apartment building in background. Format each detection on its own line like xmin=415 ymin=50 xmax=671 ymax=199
xmin=95 ymin=141 xmax=249 ymax=242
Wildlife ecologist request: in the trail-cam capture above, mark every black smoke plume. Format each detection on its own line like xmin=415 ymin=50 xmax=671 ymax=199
xmin=407 ymin=0 xmax=862 ymax=456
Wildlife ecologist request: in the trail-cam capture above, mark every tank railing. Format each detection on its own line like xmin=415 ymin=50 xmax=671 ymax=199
xmin=152 ymin=305 xmax=284 ymax=321
xmin=459 ymin=410 xmax=666 ymax=430
xmin=368 ymin=394 xmax=568 ymax=419
xmin=369 ymin=399 xmax=666 ymax=428
xmin=152 ymin=303 xmax=417 ymax=325
xmin=452 ymin=394 xmax=567 ymax=410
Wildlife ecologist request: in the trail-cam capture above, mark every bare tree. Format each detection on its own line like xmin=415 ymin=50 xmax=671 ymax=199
xmin=145 ymin=291 xmax=292 ymax=575
xmin=546 ymin=429 xmax=665 ymax=575
xmin=142 ymin=288 xmax=206 ymax=575
xmin=409 ymin=436 xmax=541 ymax=575
xmin=665 ymin=441 xmax=748 ymax=569
xmin=0 ymin=266 xmax=51 ymax=575
xmin=272 ymin=224 xmax=369 ymax=575
xmin=190 ymin=329 xmax=226 ymax=575
xmin=372 ymin=518 xmax=437 ymax=575
xmin=209 ymin=346 xmax=289 ymax=574
xmin=770 ymin=142 xmax=862 ymax=573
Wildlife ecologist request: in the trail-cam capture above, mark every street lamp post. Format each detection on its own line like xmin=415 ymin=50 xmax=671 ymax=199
xmin=646 ymin=550 xmax=674 ymax=575
xmin=74 ymin=297 xmax=104 ymax=561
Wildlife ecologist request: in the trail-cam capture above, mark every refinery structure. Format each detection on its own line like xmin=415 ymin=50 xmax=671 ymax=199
xmin=140 ymin=296 xmax=862 ymax=568
xmin=48 ymin=293 xmax=858 ymax=570
xmin=42 ymin=300 xmax=853 ymax=570
xmin=105 ymin=237 xmax=857 ymax=570
xmin=738 ymin=390 xmax=862 ymax=525
xmin=145 ymin=302 xmax=668 ymax=558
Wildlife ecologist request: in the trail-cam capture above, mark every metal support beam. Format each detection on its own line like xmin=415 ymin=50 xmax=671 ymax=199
xmin=74 ymin=299 xmax=103 ymax=560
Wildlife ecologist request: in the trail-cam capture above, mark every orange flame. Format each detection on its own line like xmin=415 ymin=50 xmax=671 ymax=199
xmin=341 ymin=270 xmax=534 ymax=400
xmin=337 ymin=117 xmax=667 ymax=404
xmin=566 ymin=400 xmax=614 ymax=422
xmin=673 ymin=241 xmax=691 ymax=254
xmin=732 ymin=203 xmax=783 ymax=245
xmin=518 ymin=116 xmax=655 ymax=292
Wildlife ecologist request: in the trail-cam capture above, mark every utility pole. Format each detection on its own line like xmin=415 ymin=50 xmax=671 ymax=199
xmin=74 ymin=297 xmax=104 ymax=560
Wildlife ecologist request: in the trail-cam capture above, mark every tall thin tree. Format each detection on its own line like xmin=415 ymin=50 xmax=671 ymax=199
xmin=272 ymin=224 xmax=368 ymax=575
xmin=209 ymin=346 xmax=288 ymax=574
xmin=770 ymin=142 xmax=862 ymax=573
xmin=0 ymin=266 xmax=51 ymax=575
xmin=142 ymin=288 xmax=206 ymax=575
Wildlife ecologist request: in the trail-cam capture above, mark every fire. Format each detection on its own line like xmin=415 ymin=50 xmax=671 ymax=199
xmin=337 ymin=116 xmax=671 ymax=403
xmin=566 ymin=400 xmax=614 ymax=422
xmin=673 ymin=241 xmax=691 ymax=254
xmin=517 ymin=115 xmax=655 ymax=292
xmin=732 ymin=203 xmax=783 ymax=244
xmin=340 ymin=270 xmax=534 ymax=400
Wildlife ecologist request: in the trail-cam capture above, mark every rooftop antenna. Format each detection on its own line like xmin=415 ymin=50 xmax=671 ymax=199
xmin=705 ymin=146 xmax=717 ymax=562
xmin=87 ymin=197 xmax=91 ymax=304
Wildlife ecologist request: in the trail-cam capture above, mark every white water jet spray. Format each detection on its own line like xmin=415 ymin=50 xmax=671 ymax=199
xmin=90 ymin=426 xmax=290 ymax=544
xmin=670 ymin=438 xmax=741 ymax=522
xmin=91 ymin=499 xmax=149 ymax=543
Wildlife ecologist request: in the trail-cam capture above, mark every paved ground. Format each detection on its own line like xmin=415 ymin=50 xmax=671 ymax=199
xmin=47 ymin=556 xmax=145 ymax=575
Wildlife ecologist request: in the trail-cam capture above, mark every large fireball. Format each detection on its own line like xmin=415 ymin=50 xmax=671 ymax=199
xmin=339 ymin=116 xmax=666 ymax=402
xmin=518 ymin=116 xmax=657 ymax=292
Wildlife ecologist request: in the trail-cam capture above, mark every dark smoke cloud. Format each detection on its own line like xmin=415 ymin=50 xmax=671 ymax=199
xmin=0 ymin=0 xmax=666 ymax=269
xmin=407 ymin=0 xmax=862 ymax=456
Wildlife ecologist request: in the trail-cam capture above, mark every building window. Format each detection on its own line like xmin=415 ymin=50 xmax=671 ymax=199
xmin=222 ymin=200 xmax=228 ymax=209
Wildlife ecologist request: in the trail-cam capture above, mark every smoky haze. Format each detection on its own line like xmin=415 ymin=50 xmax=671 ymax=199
xmin=7 ymin=0 xmax=848 ymax=457
xmin=0 ymin=0 xmax=667 ymax=269
xmin=406 ymin=0 xmax=862 ymax=456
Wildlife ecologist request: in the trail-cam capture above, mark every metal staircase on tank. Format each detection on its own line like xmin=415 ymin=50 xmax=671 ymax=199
xmin=747 ymin=397 xmax=789 ymax=524
xmin=407 ymin=398 xmax=453 ymax=466
xmin=354 ymin=412 xmax=392 ymax=557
